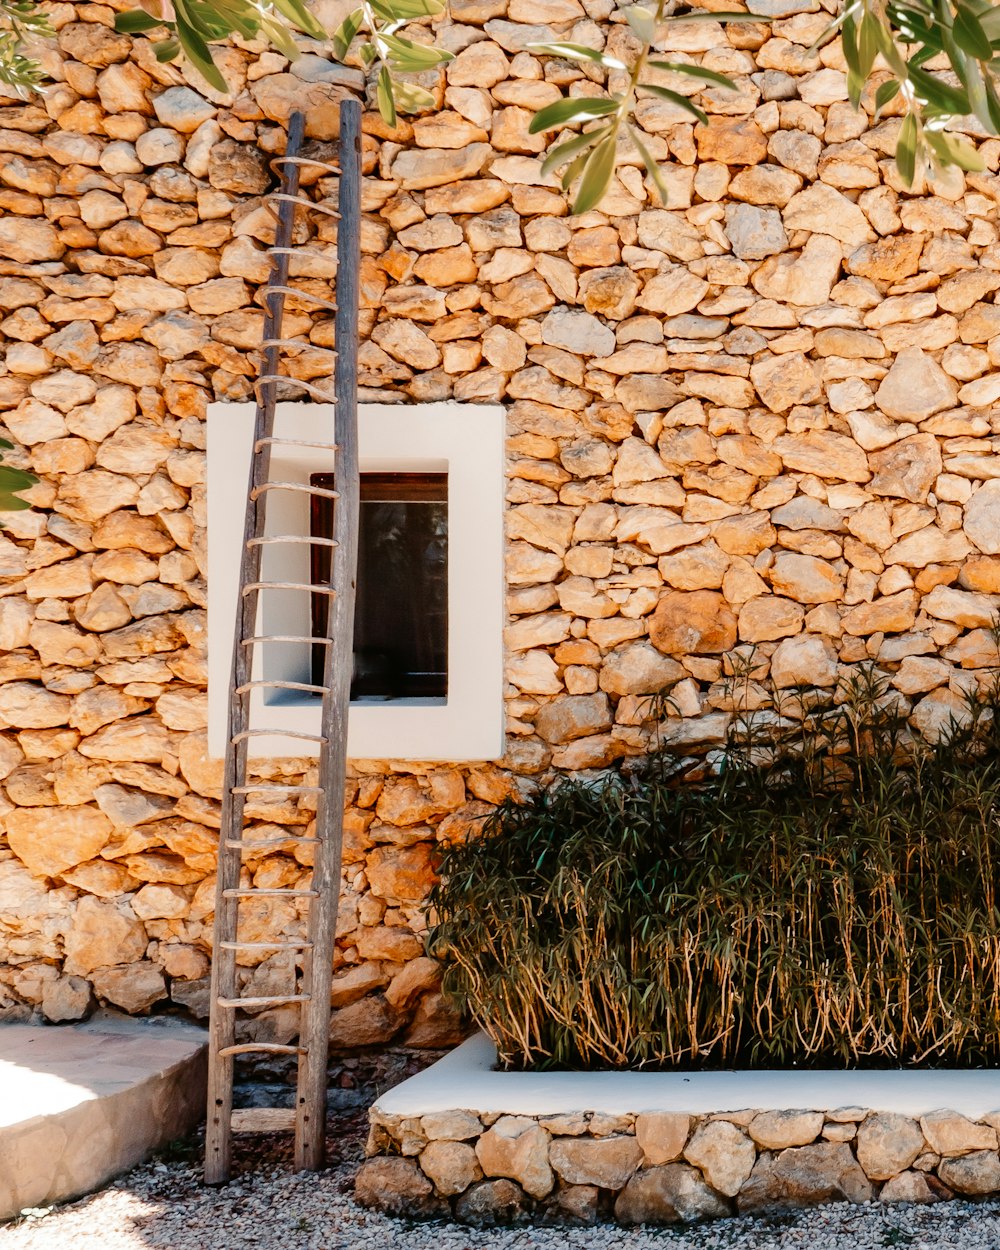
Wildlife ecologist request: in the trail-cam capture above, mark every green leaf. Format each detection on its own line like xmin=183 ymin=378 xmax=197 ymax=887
xmin=540 ymin=125 xmax=606 ymax=176
xmin=380 ymin=32 xmax=452 ymax=70
xmin=648 ymin=60 xmax=737 ymax=89
xmin=529 ymin=41 xmax=627 ymax=70
xmin=875 ymin=77 xmax=901 ymax=114
xmin=270 ymin=0 xmax=327 ymax=41
xmin=114 ymin=10 xmax=165 ymax=33
xmin=153 ymin=35 xmax=181 ymax=62
xmin=909 ymin=65 xmax=971 ymax=113
xmin=624 ymin=4 xmax=655 ymax=42
xmin=670 ymin=8 xmax=768 ymax=20
xmin=172 ymin=1 xmax=229 ymax=91
xmin=394 ymin=79 xmax=436 ymax=111
xmin=925 ymin=128 xmax=986 ymax=171
xmin=332 ymin=7 xmax=364 ymax=60
xmin=896 ymin=111 xmax=919 ymax=185
xmin=572 ymin=132 xmax=617 ymax=214
xmin=370 ymin=0 xmax=446 ymax=18
xmin=529 ymin=95 xmax=621 ymax=133
xmin=954 ymin=3 xmax=993 ymax=59
xmin=377 ymin=63 xmax=397 ymax=125
xmin=639 ymin=81 xmax=709 ymax=124
xmin=626 ymin=120 xmax=670 ymax=205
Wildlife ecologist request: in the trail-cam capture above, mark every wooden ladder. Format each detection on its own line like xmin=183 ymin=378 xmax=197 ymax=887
xmin=205 ymin=99 xmax=362 ymax=1184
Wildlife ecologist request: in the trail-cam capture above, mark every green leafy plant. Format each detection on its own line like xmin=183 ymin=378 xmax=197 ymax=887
xmin=0 ymin=439 xmax=35 ymax=512
xmin=429 ymin=666 xmax=1000 ymax=1071
xmin=114 ymin=0 xmax=452 ymax=117
xmin=0 ymin=0 xmax=49 ymax=91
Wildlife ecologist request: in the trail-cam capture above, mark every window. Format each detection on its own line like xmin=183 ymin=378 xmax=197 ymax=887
xmin=207 ymin=401 xmax=505 ymax=762
xmin=309 ymin=472 xmax=449 ymax=700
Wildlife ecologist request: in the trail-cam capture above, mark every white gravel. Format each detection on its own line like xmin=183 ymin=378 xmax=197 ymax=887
xmin=2 ymin=1111 xmax=1000 ymax=1250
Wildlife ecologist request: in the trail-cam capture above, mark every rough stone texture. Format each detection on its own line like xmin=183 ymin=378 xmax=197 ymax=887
xmin=635 ymin=1112 xmax=691 ymax=1165
xmin=2 ymin=0 xmax=1000 ymax=1060
xmin=739 ymin=1143 xmax=874 ymax=1212
xmin=476 ymin=1115 xmax=553 ymax=1197
xmin=855 ymin=1113 xmax=926 ymax=1180
xmin=684 ymin=1121 xmax=757 ymax=1197
xmin=549 ymin=1136 xmax=643 ymax=1189
xmin=615 ymin=1163 xmax=730 ymax=1224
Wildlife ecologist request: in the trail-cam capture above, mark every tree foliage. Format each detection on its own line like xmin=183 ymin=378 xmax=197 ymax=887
xmin=1 ymin=0 xmax=998 ymax=204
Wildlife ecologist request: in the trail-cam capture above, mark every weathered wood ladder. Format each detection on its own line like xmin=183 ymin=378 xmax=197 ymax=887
xmin=205 ymin=99 xmax=362 ymax=1184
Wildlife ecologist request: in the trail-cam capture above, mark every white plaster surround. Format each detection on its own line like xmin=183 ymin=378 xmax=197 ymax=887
xmin=207 ymin=401 xmax=505 ymax=761
xmin=375 ymin=1032 xmax=1000 ymax=1120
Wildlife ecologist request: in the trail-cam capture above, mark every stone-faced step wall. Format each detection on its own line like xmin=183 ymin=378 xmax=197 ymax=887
xmin=359 ymin=1104 xmax=1000 ymax=1226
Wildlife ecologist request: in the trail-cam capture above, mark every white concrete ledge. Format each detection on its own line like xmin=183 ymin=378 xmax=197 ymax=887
xmin=375 ymin=1033 xmax=1000 ymax=1120
xmin=0 ymin=1015 xmax=207 ymax=1220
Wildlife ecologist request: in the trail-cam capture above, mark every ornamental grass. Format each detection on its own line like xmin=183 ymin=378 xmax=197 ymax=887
xmin=428 ymin=665 xmax=1000 ymax=1071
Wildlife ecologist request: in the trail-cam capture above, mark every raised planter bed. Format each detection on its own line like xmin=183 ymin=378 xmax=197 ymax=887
xmin=357 ymin=1033 xmax=1000 ymax=1226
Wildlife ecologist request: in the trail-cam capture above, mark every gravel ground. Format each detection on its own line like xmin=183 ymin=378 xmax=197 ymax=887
xmin=4 ymin=1111 xmax=1000 ymax=1250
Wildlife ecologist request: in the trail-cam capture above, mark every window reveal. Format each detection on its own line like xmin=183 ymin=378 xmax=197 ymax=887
xmin=310 ymin=472 xmax=448 ymax=700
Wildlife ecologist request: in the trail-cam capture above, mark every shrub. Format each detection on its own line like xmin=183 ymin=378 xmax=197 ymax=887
xmin=428 ymin=669 xmax=1000 ymax=1070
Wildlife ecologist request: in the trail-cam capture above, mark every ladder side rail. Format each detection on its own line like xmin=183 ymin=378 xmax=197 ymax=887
xmin=294 ymin=97 xmax=363 ymax=1172
xmin=205 ymin=109 xmax=308 ymax=1186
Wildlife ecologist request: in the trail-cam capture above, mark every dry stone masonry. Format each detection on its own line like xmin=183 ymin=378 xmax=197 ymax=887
xmin=1 ymin=0 xmax=1000 ymax=1051
xmin=360 ymin=1104 xmax=1000 ymax=1225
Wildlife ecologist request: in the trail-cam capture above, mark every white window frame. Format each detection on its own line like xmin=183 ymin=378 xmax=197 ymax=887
xmin=207 ymin=401 xmax=505 ymax=762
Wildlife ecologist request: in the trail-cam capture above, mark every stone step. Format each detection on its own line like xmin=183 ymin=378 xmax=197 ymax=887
xmin=0 ymin=1015 xmax=207 ymax=1220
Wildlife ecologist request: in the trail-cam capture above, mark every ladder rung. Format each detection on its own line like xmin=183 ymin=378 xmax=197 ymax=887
xmin=270 ymin=153 xmax=341 ymax=177
xmin=260 ymin=339 xmax=338 ymax=358
xmin=246 ymin=536 xmax=339 ymax=548
xmin=219 ymin=1043 xmax=307 ymax=1057
xmin=254 ymin=438 xmax=339 ymax=453
xmin=250 ymin=481 xmax=339 ymax=500
xmin=241 ymin=582 xmax=336 ymax=595
xmin=262 ymin=285 xmax=339 ymax=313
xmin=254 ymin=377 xmax=337 ymax=403
xmin=234 ymin=679 xmax=327 ymax=695
xmin=231 ymin=1108 xmax=298 ymax=1134
xmin=216 ymin=994 xmax=310 ymax=1008
xmin=223 ymin=888 xmax=320 ymax=898
xmin=267 ymin=192 xmax=340 ymax=219
xmin=231 ymin=784 xmax=322 ymax=794
xmin=218 ymin=940 xmax=314 ymax=951
xmin=241 ymin=635 xmax=333 ymax=646
xmin=231 ymin=729 xmax=328 ymax=744
xmin=224 ymin=836 xmax=321 ymax=850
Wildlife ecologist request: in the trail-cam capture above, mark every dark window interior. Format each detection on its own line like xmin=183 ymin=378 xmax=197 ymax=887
xmin=310 ymin=472 xmax=448 ymax=700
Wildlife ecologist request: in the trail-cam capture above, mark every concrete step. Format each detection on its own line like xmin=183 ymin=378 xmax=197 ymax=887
xmin=0 ymin=1014 xmax=207 ymax=1220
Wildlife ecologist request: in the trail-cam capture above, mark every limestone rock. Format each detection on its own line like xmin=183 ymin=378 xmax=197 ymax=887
xmin=739 ymin=1143 xmax=874 ymax=1212
xmin=635 ymin=1113 xmax=692 ymax=1166
xmin=599 ymin=643 xmax=684 ymax=697
xmin=774 ymin=432 xmax=870 ymax=482
xmin=855 ymin=1113 xmax=925 ymax=1180
xmin=964 ymin=480 xmax=1000 ymax=555
xmin=770 ymin=636 xmax=838 ymax=688
xmin=615 ymin=1163 xmax=730 ymax=1225
xmin=920 ymin=1111 xmax=998 ymax=1157
xmin=91 ymin=961 xmax=167 ymax=1013
xmin=420 ymin=1140 xmax=483 ymax=1196
xmin=749 ymin=1111 xmax=825 ymax=1151
xmin=535 ymin=694 xmax=612 ymax=744
xmin=355 ymin=1156 xmax=443 ymax=1216
xmin=684 ymin=1121 xmax=756 ymax=1197
xmin=63 ymin=896 xmax=147 ymax=976
xmin=549 ymin=1136 xmax=643 ymax=1189
xmin=650 ymin=591 xmax=738 ymax=655
xmin=476 ymin=1116 xmax=553 ymax=1198
xmin=938 ymin=1151 xmax=1000 ymax=1194
xmin=454 ymin=1178 xmax=530 ymax=1226
xmin=770 ymin=554 xmax=843 ymax=604
xmin=879 ymin=1171 xmax=951 ymax=1204
xmin=875 ymin=349 xmax=959 ymax=421
xmin=7 ymin=805 xmax=113 ymax=877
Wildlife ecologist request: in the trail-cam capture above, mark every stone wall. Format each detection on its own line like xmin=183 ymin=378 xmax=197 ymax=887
xmin=360 ymin=1102 xmax=1000 ymax=1226
xmin=1 ymin=0 xmax=1000 ymax=1044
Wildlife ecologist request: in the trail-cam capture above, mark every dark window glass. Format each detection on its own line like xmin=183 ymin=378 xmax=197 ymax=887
xmin=310 ymin=472 xmax=448 ymax=700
